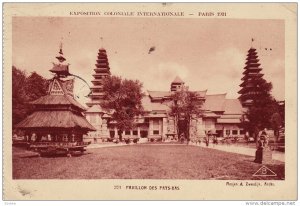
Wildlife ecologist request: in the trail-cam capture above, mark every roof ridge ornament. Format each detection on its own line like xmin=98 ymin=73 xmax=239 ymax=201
xmin=251 ymin=37 xmax=255 ymax=48
xmin=100 ymin=36 xmax=104 ymax=49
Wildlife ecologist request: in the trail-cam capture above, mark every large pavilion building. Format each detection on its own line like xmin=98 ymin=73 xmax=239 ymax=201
xmin=84 ymin=47 xmax=246 ymax=143
xmin=143 ymin=79 xmax=246 ymax=141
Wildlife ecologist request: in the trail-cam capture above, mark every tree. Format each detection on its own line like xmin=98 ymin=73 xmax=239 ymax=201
xmin=241 ymin=79 xmax=280 ymax=142
xmin=12 ymin=66 xmax=49 ymax=127
xmin=12 ymin=66 xmax=28 ymax=126
xmin=100 ymin=75 xmax=144 ymax=141
xmin=25 ymin=72 xmax=49 ymax=101
xmin=270 ymin=112 xmax=282 ymax=143
xmin=170 ymin=87 xmax=203 ymax=142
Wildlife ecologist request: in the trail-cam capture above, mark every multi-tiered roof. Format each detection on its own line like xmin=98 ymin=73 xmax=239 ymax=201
xmin=16 ymin=46 xmax=95 ymax=134
xmin=86 ymin=48 xmax=111 ymax=107
xmin=144 ymin=76 xmax=244 ymax=123
xmin=238 ymin=47 xmax=265 ymax=107
xmin=170 ymin=76 xmax=185 ymax=91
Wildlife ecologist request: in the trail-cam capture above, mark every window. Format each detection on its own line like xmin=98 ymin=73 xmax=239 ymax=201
xmin=226 ymin=130 xmax=230 ymax=135
xmin=133 ymin=130 xmax=138 ymax=135
xmin=153 ymin=120 xmax=159 ymax=129
xmin=110 ymin=131 xmax=115 ymax=138
xmin=140 ymin=131 xmax=148 ymax=138
xmin=153 ymin=120 xmax=160 ymax=135
xmin=240 ymin=130 xmax=245 ymax=135
xmin=153 ymin=130 xmax=159 ymax=135
xmin=125 ymin=131 xmax=130 ymax=135
xmin=232 ymin=130 xmax=238 ymax=135
xmin=216 ymin=130 xmax=223 ymax=137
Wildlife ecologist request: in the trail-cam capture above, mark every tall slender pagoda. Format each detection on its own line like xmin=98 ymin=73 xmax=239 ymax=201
xmin=86 ymin=48 xmax=111 ymax=107
xmin=85 ymin=48 xmax=111 ymax=143
xmin=238 ymin=47 xmax=265 ymax=107
xmin=16 ymin=44 xmax=96 ymax=143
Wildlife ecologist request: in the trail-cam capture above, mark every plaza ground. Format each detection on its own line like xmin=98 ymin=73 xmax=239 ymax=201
xmin=13 ymin=144 xmax=284 ymax=180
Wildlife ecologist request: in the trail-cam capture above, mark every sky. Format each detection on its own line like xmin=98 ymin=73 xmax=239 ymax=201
xmin=12 ymin=17 xmax=285 ymax=105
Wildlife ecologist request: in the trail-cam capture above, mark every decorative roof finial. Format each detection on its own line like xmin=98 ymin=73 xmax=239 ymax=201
xmin=56 ymin=37 xmax=66 ymax=63
xmin=59 ymin=37 xmax=64 ymax=55
xmin=100 ymin=36 xmax=104 ymax=48
xmin=251 ymin=38 xmax=255 ymax=48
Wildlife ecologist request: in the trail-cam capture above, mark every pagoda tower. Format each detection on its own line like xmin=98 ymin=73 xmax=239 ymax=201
xmin=86 ymin=48 xmax=111 ymax=107
xmin=16 ymin=45 xmax=95 ymax=142
xmin=170 ymin=76 xmax=185 ymax=92
xmin=85 ymin=48 xmax=111 ymax=143
xmin=238 ymin=47 xmax=265 ymax=107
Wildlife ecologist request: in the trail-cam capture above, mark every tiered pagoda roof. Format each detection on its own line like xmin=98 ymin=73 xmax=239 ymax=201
xmin=16 ymin=46 xmax=95 ymax=132
xmin=238 ymin=47 xmax=266 ymax=107
xmin=86 ymin=48 xmax=111 ymax=107
xmin=170 ymin=76 xmax=185 ymax=91
xmin=49 ymin=46 xmax=70 ymax=77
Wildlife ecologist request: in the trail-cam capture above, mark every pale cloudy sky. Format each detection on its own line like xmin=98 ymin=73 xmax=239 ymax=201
xmin=12 ymin=17 xmax=285 ymax=104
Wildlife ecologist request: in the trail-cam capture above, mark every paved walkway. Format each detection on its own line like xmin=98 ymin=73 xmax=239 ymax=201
xmin=86 ymin=143 xmax=129 ymax=149
xmin=86 ymin=143 xmax=184 ymax=148
xmin=192 ymin=143 xmax=285 ymax=162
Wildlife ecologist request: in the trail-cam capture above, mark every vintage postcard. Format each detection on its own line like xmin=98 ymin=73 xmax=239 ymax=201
xmin=3 ymin=3 xmax=297 ymax=200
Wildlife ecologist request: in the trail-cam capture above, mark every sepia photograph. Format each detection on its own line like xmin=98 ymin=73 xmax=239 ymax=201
xmin=3 ymin=3 xmax=297 ymax=201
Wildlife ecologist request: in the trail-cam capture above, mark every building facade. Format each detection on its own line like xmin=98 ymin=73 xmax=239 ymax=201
xmin=84 ymin=48 xmax=246 ymax=143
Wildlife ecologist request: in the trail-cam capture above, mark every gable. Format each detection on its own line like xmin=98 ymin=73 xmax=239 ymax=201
xmin=49 ymin=79 xmax=64 ymax=95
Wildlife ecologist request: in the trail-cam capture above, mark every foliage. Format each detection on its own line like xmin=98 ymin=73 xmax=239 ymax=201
xmin=101 ymin=75 xmax=144 ymax=140
xmin=241 ymin=79 xmax=281 ymax=140
xmin=12 ymin=66 xmax=49 ymax=127
xmin=270 ymin=112 xmax=282 ymax=141
xmin=170 ymin=87 xmax=203 ymax=141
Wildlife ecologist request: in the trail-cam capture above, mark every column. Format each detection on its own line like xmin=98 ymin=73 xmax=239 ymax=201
xmin=102 ymin=118 xmax=108 ymax=137
xmin=162 ymin=118 xmax=168 ymax=140
xmin=197 ymin=117 xmax=205 ymax=138
xmin=137 ymin=126 xmax=141 ymax=138
xmin=149 ymin=119 xmax=153 ymax=136
xmin=114 ymin=127 xmax=118 ymax=138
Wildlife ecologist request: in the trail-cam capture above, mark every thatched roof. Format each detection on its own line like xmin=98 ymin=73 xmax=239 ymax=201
xmin=30 ymin=95 xmax=86 ymax=111
xmin=85 ymin=104 xmax=103 ymax=113
xmin=50 ymin=64 xmax=70 ymax=76
xmin=15 ymin=111 xmax=96 ymax=131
